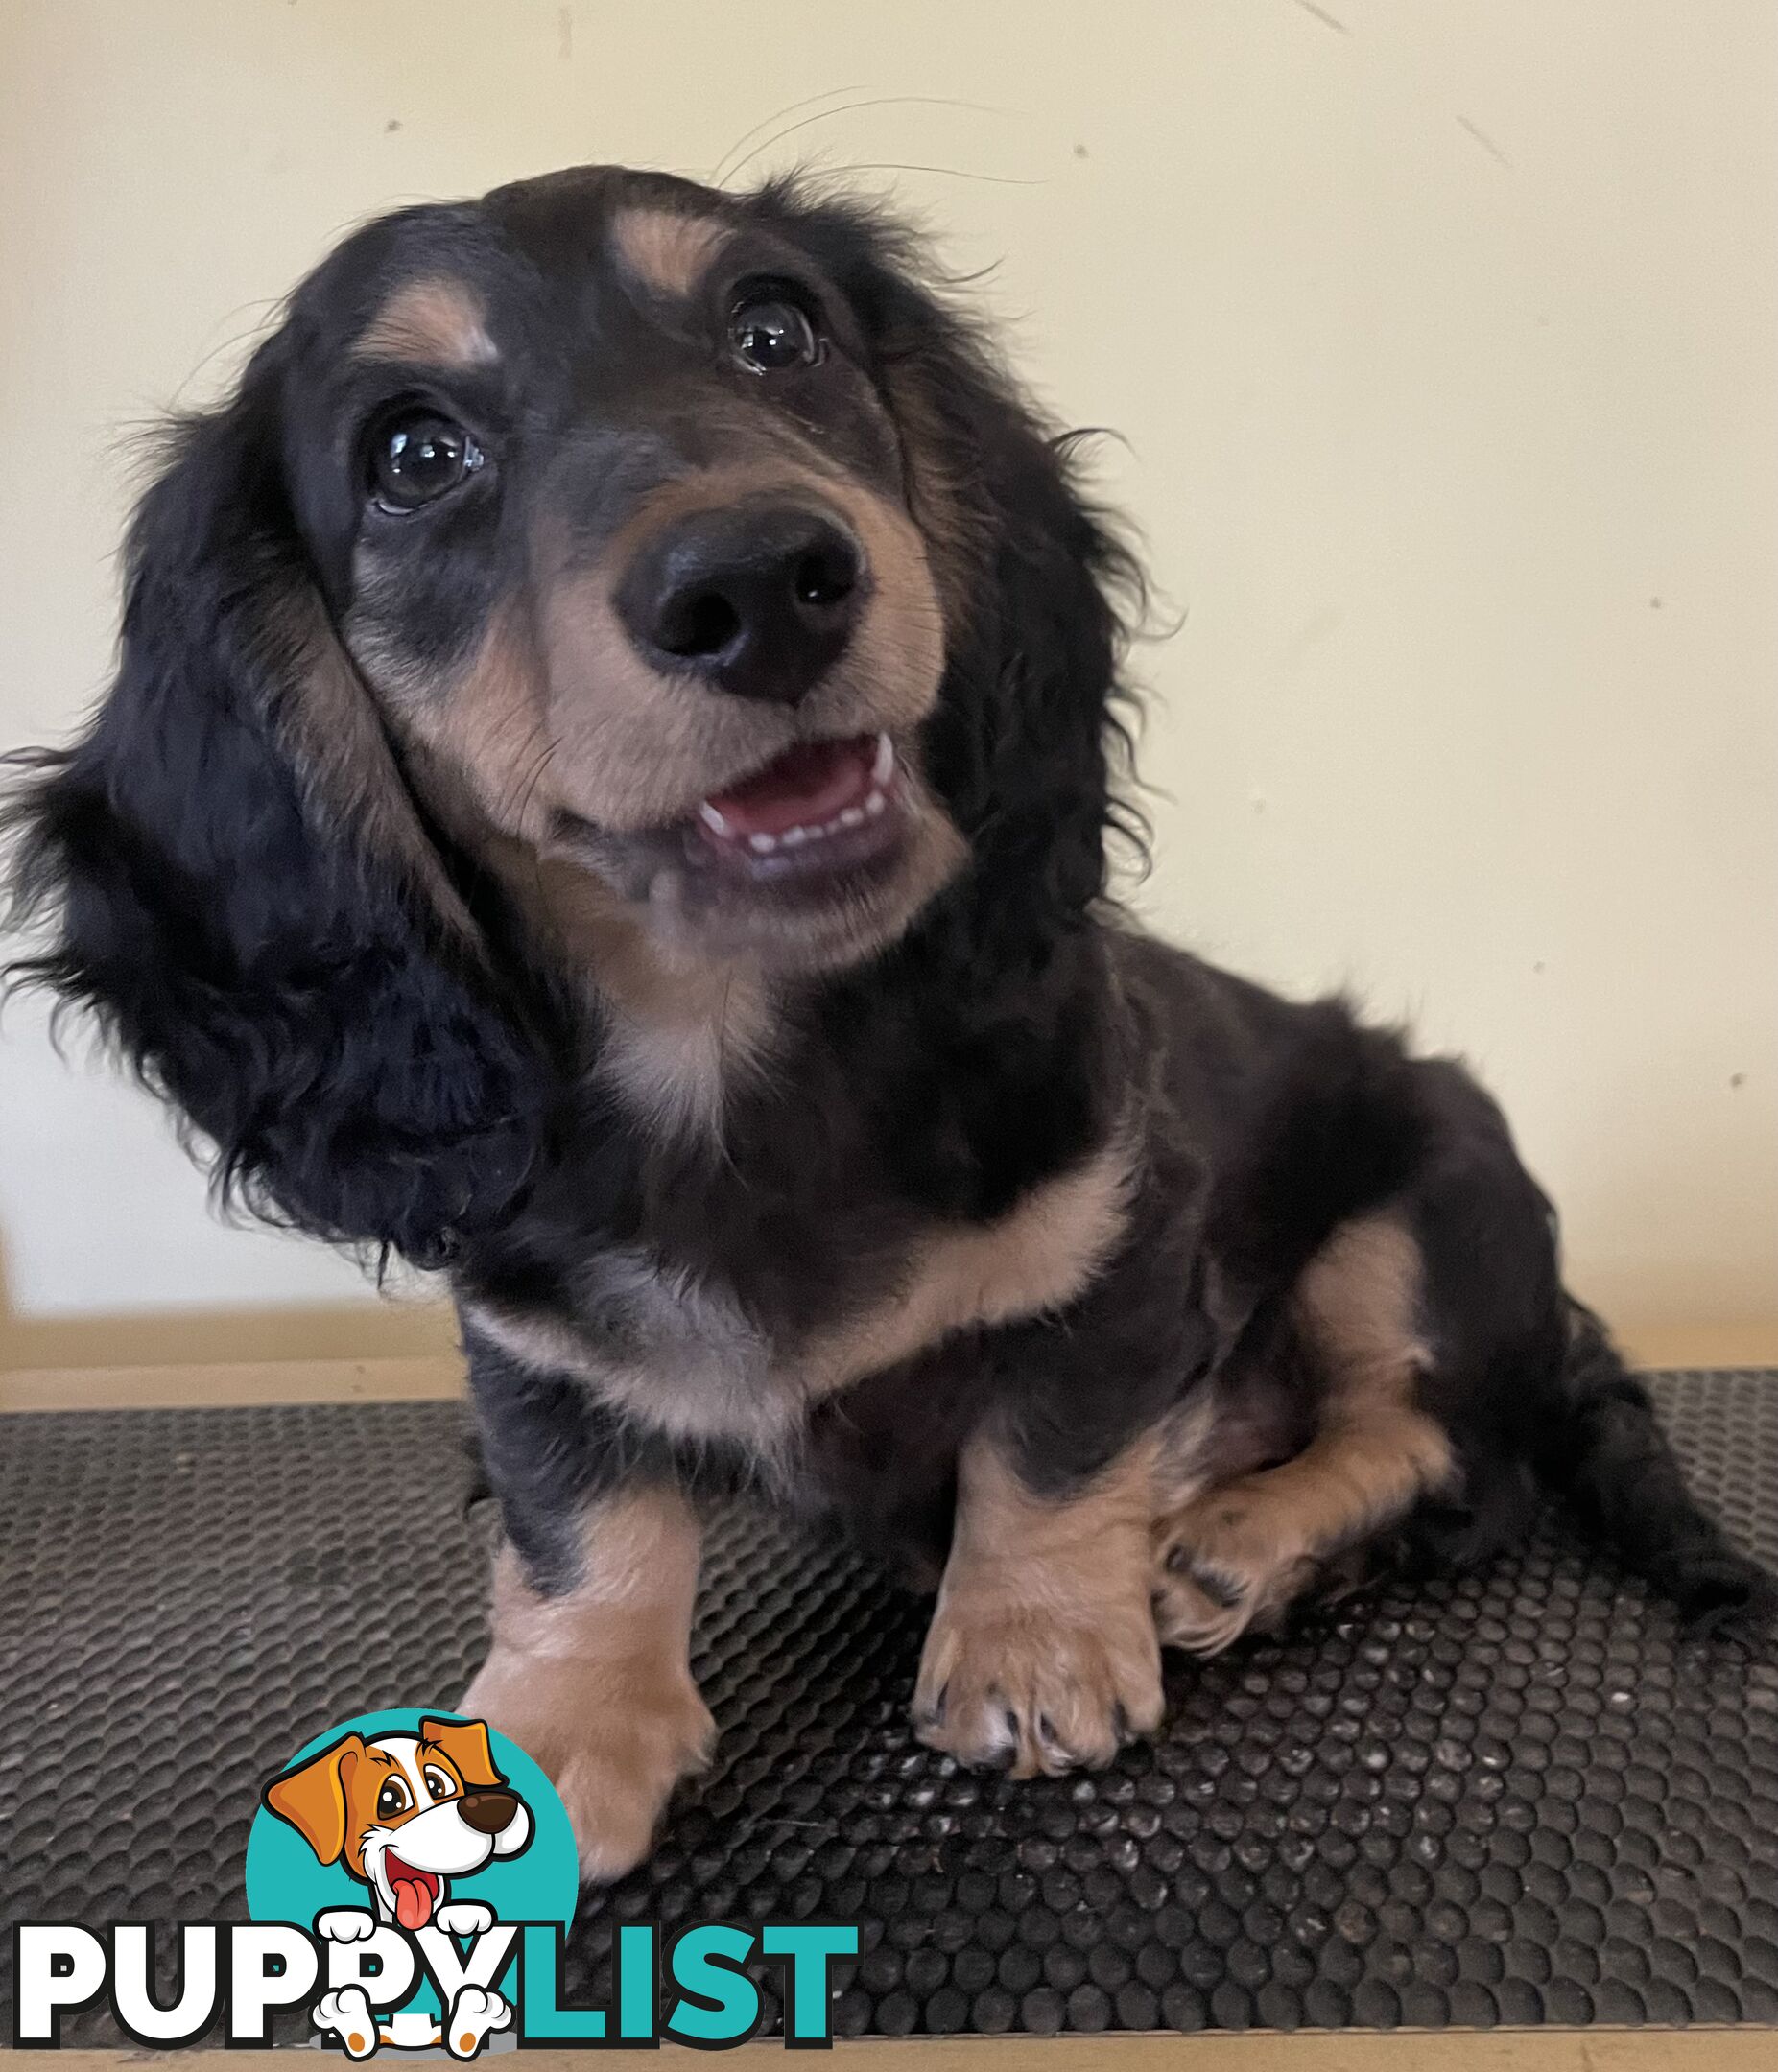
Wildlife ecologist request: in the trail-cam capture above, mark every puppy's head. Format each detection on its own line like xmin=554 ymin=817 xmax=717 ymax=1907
xmin=311 ymin=168 xmax=973 ymax=974
xmin=263 ymin=1718 xmax=531 ymax=1930
xmin=5 ymin=167 xmax=1137 ymax=1260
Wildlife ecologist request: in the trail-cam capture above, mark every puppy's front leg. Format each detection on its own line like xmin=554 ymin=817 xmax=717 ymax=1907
xmin=914 ymin=1422 xmax=1164 ymax=1778
xmin=462 ymin=1339 xmax=713 ymax=1882
xmin=463 ymin=1487 xmax=714 ymax=1880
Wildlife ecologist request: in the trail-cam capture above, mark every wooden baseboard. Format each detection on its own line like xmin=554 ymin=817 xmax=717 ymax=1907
xmin=2 ymin=1300 xmax=1772 ymax=1412
xmin=0 ymin=1295 xmax=458 ymax=1372
xmin=1617 ymin=1321 xmax=1778 ymax=1370
xmin=0 ymin=1355 xmax=464 ymax=1413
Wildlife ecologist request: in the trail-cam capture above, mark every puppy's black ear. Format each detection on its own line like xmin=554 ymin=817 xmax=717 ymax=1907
xmin=763 ymin=184 xmax=1145 ymax=953
xmin=3 ymin=341 xmax=549 ymax=1266
xmin=909 ymin=379 xmax=1142 ymax=950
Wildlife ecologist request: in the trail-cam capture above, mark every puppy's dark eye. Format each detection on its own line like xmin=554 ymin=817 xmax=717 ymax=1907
xmin=422 ymin=1765 xmax=455 ymax=1801
xmin=375 ymin=1777 xmax=412 ymax=1820
xmin=729 ymin=290 xmax=822 ymax=373
xmin=367 ymin=409 xmax=484 ymax=512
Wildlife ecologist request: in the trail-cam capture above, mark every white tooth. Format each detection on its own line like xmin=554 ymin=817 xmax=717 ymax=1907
xmin=781 ymin=825 xmax=809 ymax=847
xmin=699 ymin=801 xmax=732 ymax=836
xmin=864 ymin=789 xmax=887 ymax=817
xmin=748 ymin=831 xmax=778 ymax=854
xmin=839 ymin=806 xmax=865 ymax=829
xmin=872 ymin=733 xmax=896 ymax=786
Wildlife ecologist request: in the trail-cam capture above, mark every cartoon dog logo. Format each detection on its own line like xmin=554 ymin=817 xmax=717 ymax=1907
xmin=263 ymin=1716 xmax=532 ymax=2056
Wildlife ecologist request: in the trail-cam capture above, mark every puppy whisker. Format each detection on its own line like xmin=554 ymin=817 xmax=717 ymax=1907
xmin=719 ymin=95 xmax=1015 ymax=188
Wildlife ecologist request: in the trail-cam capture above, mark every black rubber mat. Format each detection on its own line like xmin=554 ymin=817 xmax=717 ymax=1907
xmin=3 ymin=1373 xmax=1775 ymax=2044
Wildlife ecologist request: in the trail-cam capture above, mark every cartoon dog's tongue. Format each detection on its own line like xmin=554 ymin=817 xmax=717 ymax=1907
xmin=384 ymin=1853 xmax=438 ymax=1930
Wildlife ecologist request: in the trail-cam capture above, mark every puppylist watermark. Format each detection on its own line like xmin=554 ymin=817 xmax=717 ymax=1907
xmin=12 ymin=1709 xmax=857 ymax=2052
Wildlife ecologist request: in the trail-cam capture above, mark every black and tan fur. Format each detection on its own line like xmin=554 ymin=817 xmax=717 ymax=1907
xmin=5 ymin=166 xmax=1767 ymax=1880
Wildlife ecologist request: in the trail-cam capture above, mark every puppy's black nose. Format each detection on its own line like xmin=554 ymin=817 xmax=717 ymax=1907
xmin=617 ymin=502 xmax=865 ymax=707
xmin=458 ymin=1788 xmax=520 ymax=1835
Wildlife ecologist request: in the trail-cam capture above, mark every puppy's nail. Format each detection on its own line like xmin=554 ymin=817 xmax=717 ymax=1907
xmin=1165 ymin=1544 xmax=1191 ymax=1574
xmin=1194 ymin=1566 xmax=1246 ymax=1610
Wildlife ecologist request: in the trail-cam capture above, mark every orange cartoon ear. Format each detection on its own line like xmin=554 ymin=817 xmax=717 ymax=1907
xmin=419 ymin=1716 xmax=505 ymax=1790
xmin=262 ymin=1733 xmax=367 ymax=1864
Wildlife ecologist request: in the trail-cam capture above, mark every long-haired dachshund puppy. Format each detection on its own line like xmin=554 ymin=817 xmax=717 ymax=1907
xmin=6 ymin=166 xmax=1767 ymax=1881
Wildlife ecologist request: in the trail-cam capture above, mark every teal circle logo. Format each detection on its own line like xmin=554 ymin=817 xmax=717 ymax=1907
xmin=247 ymin=1708 xmax=577 ymax=1986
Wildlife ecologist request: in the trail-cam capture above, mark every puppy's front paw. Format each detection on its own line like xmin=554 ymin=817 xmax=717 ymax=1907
xmin=1152 ymin=1491 xmax=1315 ymax=1656
xmin=913 ymin=1591 xmax=1162 ymax=1779
xmin=463 ymin=1649 xmax=715 ymax=1883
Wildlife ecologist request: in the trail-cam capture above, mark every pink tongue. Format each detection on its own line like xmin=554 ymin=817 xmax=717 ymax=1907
xmin=702 ymin=737 xmax=874 ymax=839
xmin=393 ymin=1878 xmax=433 ymax=1931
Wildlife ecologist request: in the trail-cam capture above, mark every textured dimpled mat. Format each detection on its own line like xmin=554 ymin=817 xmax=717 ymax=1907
xmin=3 ymin=1373 xmax=1776 ymax=2045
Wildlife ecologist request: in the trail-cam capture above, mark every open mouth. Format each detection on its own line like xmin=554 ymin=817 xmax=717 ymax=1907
xmin=382 ymin=1850 xmax=442 ymax=1931
xmin=693 ymin=731 xmax=906 ymax=883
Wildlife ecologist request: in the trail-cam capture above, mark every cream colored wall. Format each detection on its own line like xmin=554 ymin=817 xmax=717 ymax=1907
xmin=1 ymin=0 xmax=1772 ymax=1341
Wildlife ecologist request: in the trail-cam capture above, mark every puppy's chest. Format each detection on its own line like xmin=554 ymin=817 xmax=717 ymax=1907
xmin=466 ymin=1131 xmax=1133 ymax=1460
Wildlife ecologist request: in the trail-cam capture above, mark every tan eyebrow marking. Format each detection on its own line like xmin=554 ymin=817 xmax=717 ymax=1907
xmin=354 ymin=276 xmax=498 ymax=367
xmin=609 ymin=206 xmax=723 ymax=298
